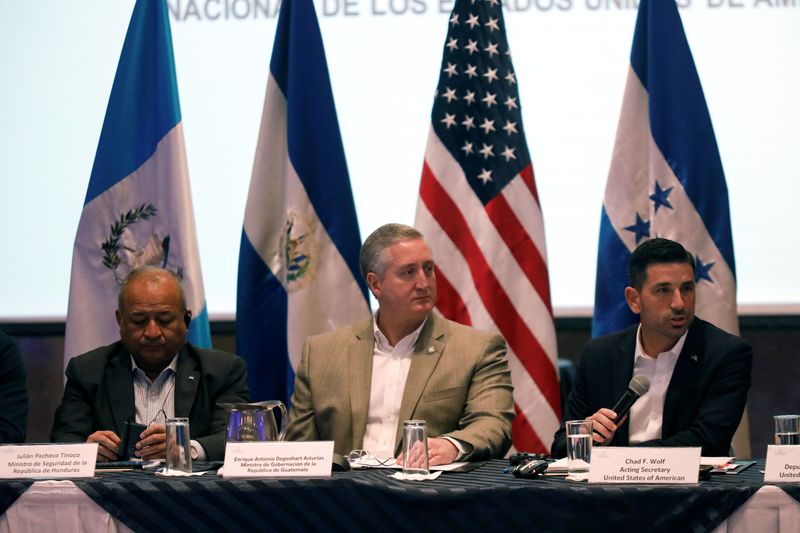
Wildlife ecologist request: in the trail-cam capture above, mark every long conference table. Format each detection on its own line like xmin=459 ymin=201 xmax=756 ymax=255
xmin=0 ymin=460 xmax=798 ymax=532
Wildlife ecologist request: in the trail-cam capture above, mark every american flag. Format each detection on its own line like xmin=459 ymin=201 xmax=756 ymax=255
xmin=414 ymin=0 xmax=560 ymax=453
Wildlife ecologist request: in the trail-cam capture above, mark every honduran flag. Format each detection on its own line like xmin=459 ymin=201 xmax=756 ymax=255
xmin=236 ymin=0 xmax=370 ymax=404
xmin=65 ymin=0 xmax=211 ymax=364
xmin=594 ymin=0 xmax=738 ymax=339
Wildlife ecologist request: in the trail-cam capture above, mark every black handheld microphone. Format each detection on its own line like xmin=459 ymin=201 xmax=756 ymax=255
xmin=610 ymin=375 xmax=650 ymax=420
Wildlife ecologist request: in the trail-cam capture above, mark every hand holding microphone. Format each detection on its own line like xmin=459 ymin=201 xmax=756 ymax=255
xmin=588 ymin=376 xmax=650 ymax=445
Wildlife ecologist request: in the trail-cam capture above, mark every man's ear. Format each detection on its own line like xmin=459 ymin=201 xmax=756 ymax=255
xmin=366 ymin=272 xmax=380 ymax=298
xmin=624 ymin=287 xmax=641 ymax=315
xmin=115 ymin=309 xmax=123 ymax=327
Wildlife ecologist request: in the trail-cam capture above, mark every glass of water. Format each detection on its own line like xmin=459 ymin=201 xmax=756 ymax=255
xmin=774 ymin=415 xmax=800 ymax=445
xmin=402 ymin=420 xmax=429 ymax=476
xmin=165 ymin=417 xmax=192 ymax=474
xmin=566 ymin=419 xmax=593 ymax=473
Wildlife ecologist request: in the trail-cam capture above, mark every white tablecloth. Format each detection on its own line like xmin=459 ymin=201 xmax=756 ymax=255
xmin=0 ymin=481 xmax=131 ymax=533
xmin=713 ymin=485 xmax=800 ymax=533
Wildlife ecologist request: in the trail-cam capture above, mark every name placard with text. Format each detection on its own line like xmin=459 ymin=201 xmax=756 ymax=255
xmin=764 ymin=445 xmax=800 ymax=482
xmin=589 ymin=447 xmax=700 ymax=484
xmin=0 ymin=443 xmax=98 ymax=479
xmin=222 ymin=441 xmax=334 ymax=478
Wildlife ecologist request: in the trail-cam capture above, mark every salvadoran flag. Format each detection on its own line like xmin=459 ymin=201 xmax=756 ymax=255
xmin=236 ymin=0 xmax=370 ymax=404
xmin=65 ymin=0 xmax=211 ymax=364
xmin=594 ymin=0 xmax=738 ymax=339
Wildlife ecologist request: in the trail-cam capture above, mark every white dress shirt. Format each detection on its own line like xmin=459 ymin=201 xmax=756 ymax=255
xmin=628 ymin=326 xmax=688 ymax=444
xmin=362 ymin=317 xmax=426 ymax=458
xmin=130 ymin=355 xmax=206 ymax=460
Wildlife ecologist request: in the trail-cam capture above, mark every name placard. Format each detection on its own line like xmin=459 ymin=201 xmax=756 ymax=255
xmin=0 ymin=443 xmax=98 ymax=479
xmin=764 ymin=445 xmax=800 ymax=482
xmin=589 ymin=447 xmax=700 ymax=484
xmin=222 ymin=441 xmax=334 ymax=478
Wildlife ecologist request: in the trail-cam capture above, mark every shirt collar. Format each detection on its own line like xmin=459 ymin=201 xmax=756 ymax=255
xmin=372 ymin=312 xmax=429 ymax=352
xmin=634 ymin=324 xmax=689 ymax=361
xmin=130 ymin=353 xmax=179 ymax=383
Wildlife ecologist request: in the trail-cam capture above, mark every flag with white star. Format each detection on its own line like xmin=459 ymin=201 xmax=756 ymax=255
xmin=415 ymin=0 xmax=560 ymax=454
xmin=594 ymin=0 xmax=738 ymax=338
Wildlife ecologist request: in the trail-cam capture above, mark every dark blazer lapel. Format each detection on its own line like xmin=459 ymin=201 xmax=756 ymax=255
xmin=612 ymin=326 xmax=637 ymax=445
xmin=105 ymin=345 xmax=135 ymax=434
xmin=394 ymin=315 xmax=444 ymax=451
xmin=174 ymin=344 xmax=201 ymax=418
xmin=663 ymin=319 xmax=705 ymax=434
xmin=349 ymin=321 xmax=374 ymax=451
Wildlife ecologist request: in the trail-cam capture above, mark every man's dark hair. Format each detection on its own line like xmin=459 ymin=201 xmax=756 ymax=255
xmin=627 ymin=238 xmax=695 ymax=290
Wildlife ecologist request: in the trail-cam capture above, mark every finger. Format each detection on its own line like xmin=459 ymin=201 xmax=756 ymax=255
xmin=102 ymin=431 xmax=122 ymax=446
xmin=89 ymin=434 xmax=119 ymax=455
xmin=591 ymin=421 xmax=612 ymax=439
xmin=138 ymin=444 xmax=167 ymax=461
xmin=140 ymin=424 xmax=166 ymax=440
xmin=136 ymin=433 xmax=166 ymax=449
xmin=597 ymin=408 xmax=619 ymax=421
xmin=96 ymin=443 xmax=119 ymax=462
xmin=589 ymin=414 xmax=617 ymax=434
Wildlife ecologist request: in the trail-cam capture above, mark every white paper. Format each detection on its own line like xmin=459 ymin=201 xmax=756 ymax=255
xmin=0 ymin=444 xmax=98 ymax=479
xmin=700 ymin=456 xmax=735 ymax=467
xmin=589 ymin=447 xmax=701 ymax=484
xmin=349 ymin=456 xmax=469 ymax=472
xmin=764 ymin=445 xmax=800 ymax=482
xmin=545 ymin=458 xmax=569 ymax=474
xmin=221 ymin=441 xmax=334 ymax=478
xmin=389 ymin=471 xmax=443 ymax=481
xmin=155 ymin=469 xmax=208 ymax=477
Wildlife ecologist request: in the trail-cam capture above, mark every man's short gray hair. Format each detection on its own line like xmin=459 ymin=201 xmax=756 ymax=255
xmin=359 ymin=223 xmax=425 ymax=280
xmin=117 ymin=266 xmax=187 ymax=312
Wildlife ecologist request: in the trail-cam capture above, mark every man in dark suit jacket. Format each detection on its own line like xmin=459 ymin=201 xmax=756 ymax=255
xmin=51 ymin=267 xmax=249 ymax=461
xmin=0 ymin=331 xmax=28 ymax=443
xmin=552 ymin=238 xmax=752 ymax=457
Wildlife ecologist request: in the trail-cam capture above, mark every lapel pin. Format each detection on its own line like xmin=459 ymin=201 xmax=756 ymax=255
xmin=428 ymin=347 xmax=435 ymax=354
xmin=188 ymin=375 xmax=195 ymax=380
xmin=691 ymin=355 xmax=698 ymax=363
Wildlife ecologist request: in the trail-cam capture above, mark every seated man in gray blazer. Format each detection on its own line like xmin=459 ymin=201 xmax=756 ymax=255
xmin=286 ymin=223 xmax=515 ymax=465
xmin=52 ymin=267 xmax=250 ymax=461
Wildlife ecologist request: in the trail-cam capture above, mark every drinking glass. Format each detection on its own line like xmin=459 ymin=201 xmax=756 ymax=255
xmin=402 ymin=420 xmax=429 ymax=476
xmin=165 ymin=417 xmax=192 ymax=474
xmin=566 ymin=419 xmax=593 ymax=474
xmin=774 ymin=415 xmax=800 ymax=445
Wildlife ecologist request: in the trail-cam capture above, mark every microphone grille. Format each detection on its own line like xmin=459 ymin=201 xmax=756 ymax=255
xmin=629 ymin=375 xmax=650 ymax=396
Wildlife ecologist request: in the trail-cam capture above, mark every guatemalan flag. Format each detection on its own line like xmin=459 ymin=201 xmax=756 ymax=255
xmin=65 ymin=0 xmax=211 ymax=364
xmin=237 ymin=0 xmax=370 ymax=404
xmin=594 ymin=0 xmax=739 ymax=340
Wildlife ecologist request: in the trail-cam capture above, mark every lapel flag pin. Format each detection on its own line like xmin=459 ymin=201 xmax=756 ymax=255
xmin=691 ymin=355 xmax=698 ymax=363
xmin=428 ymin=347 xmax=435 ymax=354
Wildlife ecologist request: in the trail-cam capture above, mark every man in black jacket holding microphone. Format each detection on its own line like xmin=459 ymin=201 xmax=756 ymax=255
xmin=552 ymin=238 xmax=752 ymax=457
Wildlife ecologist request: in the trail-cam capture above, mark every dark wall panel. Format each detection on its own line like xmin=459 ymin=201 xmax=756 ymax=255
xmin=2 ymin=315 xmax=798 ymax=457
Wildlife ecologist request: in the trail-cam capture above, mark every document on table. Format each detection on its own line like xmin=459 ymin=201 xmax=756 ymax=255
xmin=348 ymin=456 xmax=469 ymax=471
